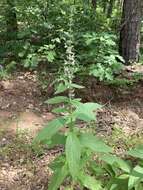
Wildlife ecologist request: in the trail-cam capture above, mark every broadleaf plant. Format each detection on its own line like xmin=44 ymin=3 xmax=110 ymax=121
xmin=34 ymin=79 xmax=110 ymax=189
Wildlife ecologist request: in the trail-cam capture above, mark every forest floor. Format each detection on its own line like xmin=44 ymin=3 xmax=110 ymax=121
xmin=0 ymin=70 xmax=143 ymax=190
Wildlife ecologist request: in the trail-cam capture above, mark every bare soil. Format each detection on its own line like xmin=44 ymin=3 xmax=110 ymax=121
xmin=0 ymin=71 xmax=143 ymax=190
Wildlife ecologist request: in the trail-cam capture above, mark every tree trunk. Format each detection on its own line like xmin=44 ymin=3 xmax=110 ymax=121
xmin=6 ymin=0 xmax=18 ymax=40
xmin=119 ymin=0 xmax=142 ymax=64
xmin=103 ymin=0 xmax=108 ymax=13
xmin=107 ymin=0 xmax=115 ymax=18
xmin=91 ymin=0 xmax=97 ymax=9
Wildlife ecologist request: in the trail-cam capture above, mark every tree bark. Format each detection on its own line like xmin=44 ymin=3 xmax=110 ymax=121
xmin=107 ymin=0 xmax=115 ymax=18
xmin=91 ymin=0 xmax=97 ymax=9
xmin=103 ymin=0 xmax=108 ymax=13
xmin=6 ymin=0 xmax=18 ymax=40
xmin=119 ymin=0 xmax=142 ymax=64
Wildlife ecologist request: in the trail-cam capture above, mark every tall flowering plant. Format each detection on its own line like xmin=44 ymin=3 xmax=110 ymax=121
xmin=34 ymin=6 xmax=112 ymax=190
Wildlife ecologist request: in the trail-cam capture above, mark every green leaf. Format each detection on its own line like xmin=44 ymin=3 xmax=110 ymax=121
xmin=116 ymin=55 xmax=125 ymax=63
xmin=101 ymin=154 xmax=131 ymax=173
xmin=131 ymin=165 xmax=143 ymax=178
xmin=55 ymin=83 xmax=68 ymax=94
xmin=52 ymin=37 xmax=61 ymax=43
xmin=118 ymin=174 xmax=129 ymax=179
xmin=78 ymin=172 xmax=102 ymax=190
xmin=79 ymin=133 xmax=112 ymax=153
xmin=128 ymin=175 xmax=140 ymax=190
xmin=89 ymin=161 xmax=105 ymax=176
xmin=64 ymin=187 xmax=73 ymax=190
xmin=49 ymin=155 xmax=65 ymax=171
xmin=109 ymin=184 xmax=118 ymax=190
xmin=70 ymin=98 xmax=82 ymax=107
xmin=135 ymin=183 xmax=143 ymax=190
xmin=34 ymin=118 xmax=66 ymax=143
xmin=104 ymin=164 xmax=116 ymax=177
xmin=70 ymin=83 xmax=84 ymax=89
xmin=108 ymin=177 xmax=128 ymax=190
xmin=18 ymin=52 xmax=25 ymax=58
xmin=52 ymin=107 xmax=67 ymax=114
xmin=128 ymin=165 xmax=143 ymax=190
xmin=48 ymin=133 xmax=66 ymax=148
xmin=127 ymin=146 xmax=143 ymax=159
xmin=47 ymin=50 xmax=56 ymax=62
xmin=45 ymin=96 xmax=69 ymax=104
xmin=65 ymin=132 xmax=81 ymax=179
xmin=48 ymin=164 xmax=68 ymax=190
xmin=73 ymin=103 xmax=102 ymax=122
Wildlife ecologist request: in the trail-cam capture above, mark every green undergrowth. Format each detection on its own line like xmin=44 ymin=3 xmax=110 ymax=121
xmin=107 ymin=73 xmax=143 ymax=87
xmin=0 ymin=129 xmax=44 ymax=162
